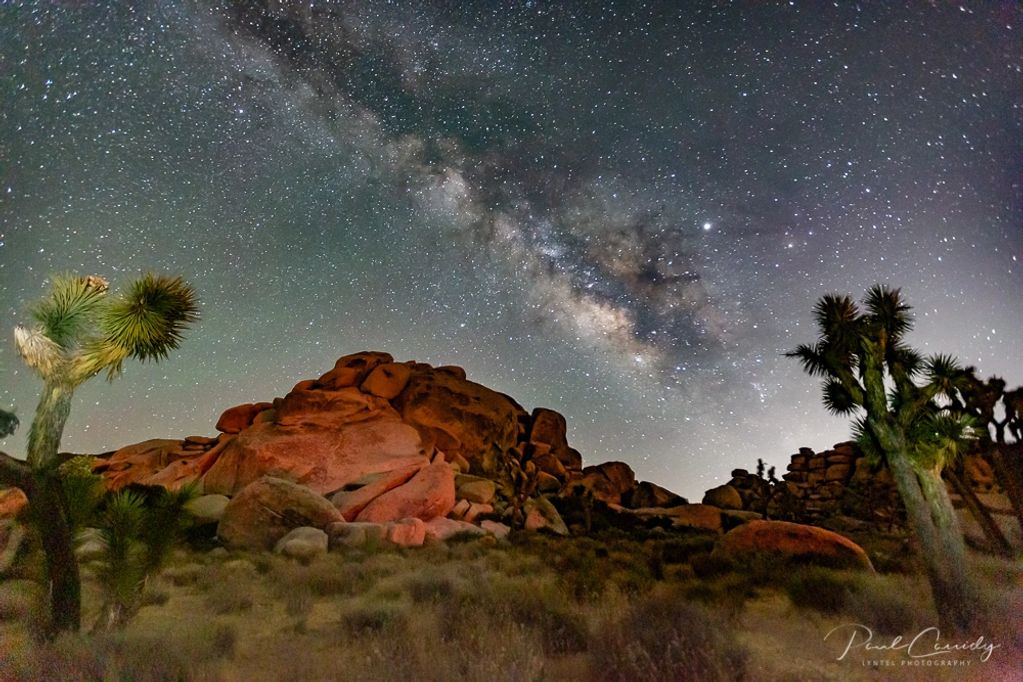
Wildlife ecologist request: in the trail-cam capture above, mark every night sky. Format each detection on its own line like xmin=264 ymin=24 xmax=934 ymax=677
xmin=2 ymin=1 xmax=1021 ymax=499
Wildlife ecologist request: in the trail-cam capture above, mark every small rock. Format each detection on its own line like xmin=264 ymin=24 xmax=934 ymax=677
xmin=387 ymin=518 xmax=426 ymax=547
xmin=184 ymin=494 xmax=230 ymax=523
xmin=480 ymin=520 xmax=511 ymax=540
xmin=326 ymin=521 xmax=387 ymax=549
xmin=464 ymin=502 xmax=493 ymax=523
xmin=536 ymin=471 xmax=561 ymax=493
xmin=523 ymin=496 xmax=569 ymax=536
xmin=274 ymin=526 xmax=328 ymax=560
xmin=449 ymin=498 xmax=472 ymax=521
xmin=423 ymin=517 xmax=486 ymax=543
xmin=455 ymin=475 xmax=496 ymax=504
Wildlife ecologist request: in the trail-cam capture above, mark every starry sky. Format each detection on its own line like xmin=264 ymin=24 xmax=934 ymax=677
xmin=1 ymin=1 xmax=1021 ymax=499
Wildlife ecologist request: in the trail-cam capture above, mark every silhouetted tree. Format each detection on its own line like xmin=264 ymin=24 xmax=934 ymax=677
xmin=953 ymin=370 xmax=1023 ymax=537
xmin=0 ymin=273 xmax=198 ymax=637
xmin=788 ymin=286 xmax=979 ymax=632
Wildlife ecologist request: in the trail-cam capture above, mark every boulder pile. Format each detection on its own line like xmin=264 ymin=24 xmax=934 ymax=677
xmin=89 ymin=352 xmax=694 ymax=550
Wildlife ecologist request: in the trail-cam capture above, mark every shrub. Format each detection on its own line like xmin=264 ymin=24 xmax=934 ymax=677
xmin=341 ymin=600 xmax=408 ymax=634
xmin=590 ymin=586 xmax=749 ymax=682
xmin=690 ymin=551 xmax=734 ymax=578
xmin=784 ymin=567 xmax=861 ymax=615
xmin=1 ymin=620 xmax=237 ymax=682
xmin=842 ymin=574 xmax=932 ymax=636
xmin=404 ymin=570 xmax=457 ymax=604
xmin=661 ymin=535 xmax=716 ymax=564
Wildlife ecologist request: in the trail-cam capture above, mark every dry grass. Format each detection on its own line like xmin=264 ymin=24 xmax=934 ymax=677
xmin=1 ymin=528 xmax=1020 ymax=681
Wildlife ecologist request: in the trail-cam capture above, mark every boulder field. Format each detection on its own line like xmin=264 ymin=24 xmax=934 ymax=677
xmin=65 ymin=352 xmax=873 ymax=560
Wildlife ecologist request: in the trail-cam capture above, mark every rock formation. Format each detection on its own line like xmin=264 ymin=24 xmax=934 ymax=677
xmin=87 ymin=352 xmax=698 ymax=550
xmin=711 ymin=441 xmax=1021 ymax=551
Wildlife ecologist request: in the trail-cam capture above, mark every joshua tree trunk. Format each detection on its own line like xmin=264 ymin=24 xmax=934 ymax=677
xmin=0 ymin=452 xmax=82 ymax=636
xmin=22 ymin=381 xmax=82 ymax=636
xmin=988 ymin=446 xmax=1023 ymax=537
xmin=881 ymin=438 xmax=977 ymax=632
xmin=27 ymin=382 xmax=73 ymax=469
xmin=30 ymin=470 xmax=81 ymax=636
xmin=945 ymin=467 xmax=1012 ymax=557
xmin=916 ymin=464 xmax=978 ymax=632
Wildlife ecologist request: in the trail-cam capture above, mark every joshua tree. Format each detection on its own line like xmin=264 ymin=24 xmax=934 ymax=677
xmin=953 ymin=370 xmax=1023 ymax=536
xmin=0 ymin=273 xmax=198 ymax=636
xmin=92 ymin=484 xmax=196 ymax=630
xmin=788 ymin=286 xmax=979 ymax=632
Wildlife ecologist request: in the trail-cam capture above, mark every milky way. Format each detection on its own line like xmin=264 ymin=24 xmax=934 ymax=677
xmin=2 ymin=2 xmax=1021 ymax=498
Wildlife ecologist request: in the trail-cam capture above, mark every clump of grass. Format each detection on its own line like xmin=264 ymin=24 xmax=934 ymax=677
xmin=590 ymin=585 xmax=749 ymax=682
xmin=341 ymin=599 xmax=408 ymax=634
xmin=784 ymin=567 xmax=861 ymax=615
xmin=206 ymin=579 xmax=255 ymax=615
xmin=2 ymin=620 xmax=237 ymax=682
xmin=842 ymin=574 xmax=932 ymax=636
xmin=440 ymin=571 xmax=589 ymax=656
xmin=161 ymin=561 xmax=204 ymax=587
xmin=690 ymin=551 xmax=735 ymax=578
xmin=271 ymin=554 xmax=357 ymax=599
xmin=404 ymin=569 xmax=457 ymax=604
xmin=660 ymin=535 xmax=717 ymax=564
xmin=0 ymin=580 xmax=36 ymax=623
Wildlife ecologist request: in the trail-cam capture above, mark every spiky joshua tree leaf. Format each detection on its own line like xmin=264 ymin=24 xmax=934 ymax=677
xmin=28 ymin=273 xmax=109 ymax=349
xmin=101 ymin=274 xmax=199 ymax=364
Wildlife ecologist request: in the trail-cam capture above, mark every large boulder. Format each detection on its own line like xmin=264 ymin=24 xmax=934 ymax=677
xmin=201 ymin=397 xmax=430 ymax=496
xmin=0 ymin=488 xmax=28 ymax=521
xmin=330 ymin=465 xmax=423 ymax=521
xmin=216 ymin=402 xmax=272 ymax=434
xmin=392 ymin=366 xmax=525 ymax=475
xmin=528 ymin=408 xmax=583 ymax=476
xmin=317 ymin=351 xmax=393 ymax=389
xmin=218 ymin=476 xmax=343 ymax=551
xmin=184 ymin=494 xmax=230 ymax=523
xmin=629 ymin=481 xmax=686 ymax=509
xmin=523 ymin=496 xmax=569 ymax=536
xmin=356 ymin=461 xmax=456 ymax=523
xmin=571 ymin=461 xmax=636 ymax=505
xmin=715 ymin=519 xmax=874 ymax=571
xmin=360 ymin=363 xmax=412 ymax=400
xmin=702 ymin=484 xmax=742 ymax=510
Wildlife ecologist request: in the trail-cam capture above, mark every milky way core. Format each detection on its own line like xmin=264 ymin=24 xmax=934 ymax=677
xmin=2 ymin=2 xmax=1021 ymax=498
